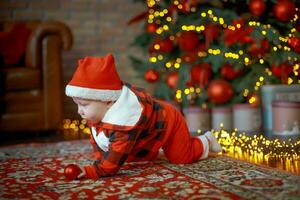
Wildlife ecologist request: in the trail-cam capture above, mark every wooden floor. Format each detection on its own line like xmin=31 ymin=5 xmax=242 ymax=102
xmin=1 ymin=129 xmax=299 ymax=176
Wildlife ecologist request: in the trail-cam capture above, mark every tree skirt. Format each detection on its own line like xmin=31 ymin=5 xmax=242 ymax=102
xmin=0 ymin=140 xmax=299 ymax=200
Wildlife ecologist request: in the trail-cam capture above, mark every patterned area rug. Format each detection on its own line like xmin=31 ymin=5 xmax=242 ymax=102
xmin=0 ymin=140 xmax=299 ymax=200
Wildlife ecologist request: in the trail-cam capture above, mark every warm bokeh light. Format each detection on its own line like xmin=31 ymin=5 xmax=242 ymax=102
xmin=213 ymin=129 xmax=300 ymax=174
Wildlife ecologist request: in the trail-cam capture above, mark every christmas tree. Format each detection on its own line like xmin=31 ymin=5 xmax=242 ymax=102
xmin=129 ymin=0 xmax=300 ymax=108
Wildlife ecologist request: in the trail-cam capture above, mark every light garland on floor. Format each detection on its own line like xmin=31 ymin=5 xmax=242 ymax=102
xmin=213 ymin=129 xmax=300 ymax=160
xmin=63 ymin=119 xmax=300 ymax=160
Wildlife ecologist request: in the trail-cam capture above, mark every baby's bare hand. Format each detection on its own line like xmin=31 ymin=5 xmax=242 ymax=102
xmin=77 ymin=164 xmax=86 ymax=179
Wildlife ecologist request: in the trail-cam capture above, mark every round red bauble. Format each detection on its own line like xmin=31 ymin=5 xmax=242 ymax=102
xmin=271 ymin=64 xmax=282 ymax=78
xmin=64 ymin=164 xmax=82 ymax=180
xmin=146 ymin=23 xmax=157 ymax=33
xmin=249 ymin=0 xmax=266 ymax=16
xmin=177 ymin=31 xmax=199 ymax=51
xmin=190 ymin=63 xmax=211 ymax=86
xmin=221 ymin=64 xmax=242 ymax=80
xmin=144 ymin=69 xmax=159 ymax=83
xmin=280 ymin=63 xmax=293 ymax=82
xmin=157 ymin=38 xmax=174 ymax=53
xmin=207 ymin=79 xmax=234 ymax=104
xmin=288 ymin=37 xmax=300 ymax=53
xmin=273 ymin=0 xmax=296 ymax=22
xmin=166 ymin=72 xmax=179 ymax=89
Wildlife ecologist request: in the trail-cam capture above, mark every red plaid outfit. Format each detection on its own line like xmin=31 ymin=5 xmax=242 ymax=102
xmin=84 ymin=84 xmax=207 ymax=179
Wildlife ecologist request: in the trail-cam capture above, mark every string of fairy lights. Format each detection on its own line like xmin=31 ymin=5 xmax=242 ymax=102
xmin=214 ymin=129 xmax=300 ymax=160
xmin=146 ymin=0 xmax=300 ymax=103
xmin=63 ymin=119 xmax=300 ymax=161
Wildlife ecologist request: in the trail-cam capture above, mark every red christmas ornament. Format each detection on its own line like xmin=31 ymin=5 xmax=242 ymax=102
xmin=280 ymin=63 xmax=293 ymax=77
xmin=146 ymin=23 xmax=157 ymax=33
xmin=273 ymin=0 xmax=296 ymax=22
xmin=156 ymin=38 xmax=174 ymax=53
xmin=288 ymin=37 xmax=300 ymax=53
xmin=144 ymin=69 xmax=159 ymax=83
xmin=177 ymin=31 xmax=199 ymax=51
xmin=64 ymin=164 xmax=82 ymax=180
xmin=221 ymin=64 xmax=243 ymax=80
xmin=190 ymin=63 xmax=211 ymax=86
xmin=166 ymin=72 xmax=179 ymax=89
xmin=207 ymin=79 xmax=234 ymax=104
xmin=249 ymin=0 xmax=266 ymax=16
xmin=280 ymin=63 xmax=293 ymax=82
xmin=271 ymin=64 xmax=282 ymax=78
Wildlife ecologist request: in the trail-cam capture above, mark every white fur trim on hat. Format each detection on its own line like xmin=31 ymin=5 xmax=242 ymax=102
xmin=65 ymin=85 xmax=122 ymax=101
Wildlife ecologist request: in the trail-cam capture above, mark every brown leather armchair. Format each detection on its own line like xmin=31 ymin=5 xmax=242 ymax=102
xmin=0 ymin=21 xmax=73 ymax=132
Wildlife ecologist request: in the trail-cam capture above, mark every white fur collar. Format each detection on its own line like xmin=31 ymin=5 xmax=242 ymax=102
xmin=101 ymin=85 xmax=143 ymax=127
xmin=91 ymin=127 xmax=109 ymax=152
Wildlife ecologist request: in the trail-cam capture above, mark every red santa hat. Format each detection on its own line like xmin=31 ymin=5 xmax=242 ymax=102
xmin=65 ymin=54 xmax=123 ymax=101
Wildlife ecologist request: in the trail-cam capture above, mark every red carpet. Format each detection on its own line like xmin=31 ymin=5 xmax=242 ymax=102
xmin=0 ymin=140 xmax=299 ymax=199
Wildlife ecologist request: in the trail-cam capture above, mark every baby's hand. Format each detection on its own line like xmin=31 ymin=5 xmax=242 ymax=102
xmin=77 ymin=164 xmax=86 ymax=179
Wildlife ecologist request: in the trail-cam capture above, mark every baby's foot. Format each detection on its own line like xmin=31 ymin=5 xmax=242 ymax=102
xmin=204 ymin=131 xmax=222 ymax=152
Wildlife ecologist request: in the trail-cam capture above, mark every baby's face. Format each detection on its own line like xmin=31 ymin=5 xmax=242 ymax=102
xmin=72 ymin=97 xmax=111 ymax=123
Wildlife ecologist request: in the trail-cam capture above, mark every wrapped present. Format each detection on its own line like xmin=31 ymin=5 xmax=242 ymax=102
xmin=261 ymin=85 xmax=300 ymax=134
xmin=272 ymin=101 xmax=300 ymax=136
xmin=212 ymin=107 xmax=232 ymax=131
xmin=233 ymin=103 xmax=262 ymax=134
xmin=183 ymin=107 xmax=211 ymax=134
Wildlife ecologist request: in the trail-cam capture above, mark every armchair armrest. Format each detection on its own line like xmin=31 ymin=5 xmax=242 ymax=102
xmin=25 ymin=21 xmax=73 ymax=68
